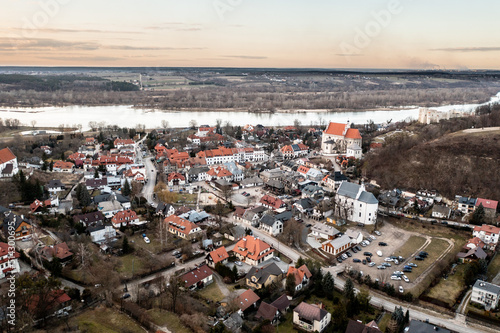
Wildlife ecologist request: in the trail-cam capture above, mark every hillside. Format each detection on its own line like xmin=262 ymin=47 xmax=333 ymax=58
xmin=364 ymin=128 xmax=500 ymax=201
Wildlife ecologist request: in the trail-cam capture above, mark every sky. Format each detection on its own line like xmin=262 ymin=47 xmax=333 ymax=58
xmin=1 ymin=0 xmax=500 ymax=69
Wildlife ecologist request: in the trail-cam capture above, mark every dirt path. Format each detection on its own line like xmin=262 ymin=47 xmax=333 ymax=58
xmin=412 ymin=237 xmax=454 ymax=286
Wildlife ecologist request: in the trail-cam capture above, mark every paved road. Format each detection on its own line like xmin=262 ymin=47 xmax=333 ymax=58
xmin=323 ymin=266 xmax=493 ymax=333
xmin=135 ymin=135 xmax=158 ymax=208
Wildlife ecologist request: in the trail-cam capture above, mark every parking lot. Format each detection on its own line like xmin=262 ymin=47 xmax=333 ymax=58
xmin=342 ymin=223 xmax=423 ymax=292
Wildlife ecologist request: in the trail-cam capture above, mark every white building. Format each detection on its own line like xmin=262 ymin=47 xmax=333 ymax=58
xmin=471 ymin=280 xmax=500 ymax=310
xmin=259 ymin=214 xmax=283 ymax=236
xmin=472 ymin=224 xmax=500 ymax=250
xmin=346 ymin=143 xmax=363 ymax=159
xmin=336 ymin=182 xmax=378 ymax=225
xmin=321 ymin=122 xmax=362 ymax=155
xmin=0 ymin=148 xmax=19 ymax=178
xmin=0 ymin=243 xmax=20 ymax=278
xmin=321 ymin=234 xmax=352 ymax=256
xmin=293 ymin=302 xmax=331 ymax=333
xmin=88 ymin=225 xmax=117 ymax=244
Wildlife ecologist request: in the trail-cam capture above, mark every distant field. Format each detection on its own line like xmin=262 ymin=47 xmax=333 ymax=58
xmin=393 ymin=235 xmax=427 ymax=259
xmin=426 ymin=263 xmax=467 ymax=307
xmin=72 ymin=306 xmax=145 ymax=333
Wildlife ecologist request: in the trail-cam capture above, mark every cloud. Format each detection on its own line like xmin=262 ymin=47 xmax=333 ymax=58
xmin=222 ymin=55 xmax=267 ymax=60
xmin=38 ymin=55 xmax=120 ymax=62
xmin=336 ymin=53 xmax=364 ymax=57
xmin=430 ymin=47 xmax=500 ymax=53
xmin=144 ymin=23 xmax=202 ymax=31
xmin=105 ymin=45 xmax=205 ymax=51
xmin=0 ymin=37 xmax=100 ymax=51
xmin=7 ymin=27 xmax=144 ymax=34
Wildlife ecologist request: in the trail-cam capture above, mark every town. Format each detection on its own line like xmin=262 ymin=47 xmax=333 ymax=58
xmin=0 ymin=109 xmax=499 ymax=333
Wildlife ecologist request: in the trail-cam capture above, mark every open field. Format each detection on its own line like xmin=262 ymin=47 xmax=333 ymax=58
xmin=147 ymin=309 xmax=191 ymax=333
xmin=393 ymin=235 xmax=427 ymax=259
xmin=488 ymin=253 xmax=500 ymax=283
xmin=197 ymin=281 xmax=225 ymax=302
xmin=70 ymin=306 xmax=146 ymax=333
xmin=407 ymin=238 xmax=450 ymax=277
xmin=426 ymin=263 xmax=467 ymax=308
xmin=117 ymin=254 xmax=145 ymax=278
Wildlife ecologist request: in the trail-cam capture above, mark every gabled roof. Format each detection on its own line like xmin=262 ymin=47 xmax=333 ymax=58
xmin=270 ymin=294 xmax=291 ymax=312
xmin=237 ymin=289 xmax=260 ymax=311
xmin=164 ymin=215 xmax=200 ymax=236
xmin=287 ymin=264 xmax=312 ymax=286
xmin=345 ymin=319 xmax=382 ymax=333
xmin=260 ymin=214 xmax=277 ymax=227
xmin=293 ymin=302 xmax=328 ymax=322
xmin=233 ymin=236 xmax=274 ymax=261
xmin=181 ymin=264 xmax=213 ymax=288
xmin=255 ymin=302 xmax=278 ymax=321
xmin=324 ymin=122 xmax=347 ymax=136
xmin=473 ymin=224 xmax=500 ymax=236
xmin=0 ymin=148 xmax=16 ymax=164
xmin=345 ymin=128 xmax=362 ymax=139
xmin=476 ymin=198 xmax=499 ymax=210
xmin=73 ymin=211 xmax=105 ymax=225
xmin=246 ymin=262 xmax=283 ymax=285
xmin=209 ymin=247 xmax=229 ymax=264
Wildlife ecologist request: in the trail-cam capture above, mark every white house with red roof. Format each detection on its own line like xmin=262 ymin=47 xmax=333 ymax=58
xmin=259 ymin=194 xmax=286 ymax=212
xmin=206 ymin=246 xmax=229 ymax=268
xmin=287 ymin=264 xmax=313 ymax=291
xmin=476 ymin=198 xmax=499 ymax=215
xmin=111 ymin=209 xmax=139 ymax=228
xmin=181 ymin=264 xmax=213 ymax=290
xmin=232 ymin=235 xmax=275 ymax=266
xmin=167 ymin=172 xmax=186 ymax=186
xmin=473 ymin=224 xmax=500 ymax=250
xmin=0 ymin=242 xmax=20 ymax=278
xmin=164 ymin=215 xmax=202 ymax=239
xmin=0 ymin=148 xmax=18 ymax=178
xmin=321 ymin=122 xmax=362 ymax=155
xmin=114 ymin=138 xmax=135 ymax=149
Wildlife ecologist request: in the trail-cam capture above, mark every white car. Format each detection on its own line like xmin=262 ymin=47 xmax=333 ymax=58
xmin=369 ymin=235 xmax=376 ymax=240
xmin=374 ymin=231 xmax=381 ymax=236
xmin=385 ymin=257 xmax=393 ymax=262
xmin=403 ymin=275 xmax=410 ymax=283
xmin=377 ymin=250 xmax=383 ymax=257
xmin=235 ymin=261 xmax=243 ymax=266
xmin=399 ymin=286 xmax=404 ymax=293
xmin=391 ymin=275 xmax=401 ymax=281
xmin=273 ymin=256 xmax=281 ymax=262
xmin=393 ymin=271 xmax=402 ymax=275
xmin=143 ymin=237 xmax=151 ymax=244
xmin=369 ymin=262 xmax=376 ymax=267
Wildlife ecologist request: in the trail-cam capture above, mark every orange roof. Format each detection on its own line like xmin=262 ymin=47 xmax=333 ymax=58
xmin=53 ymin=160 xmax=74 ymax=169
xmin=287 ymin=264 xmax=312 ymax=286
xmin=164 ymin=215 xmax=199 ymax=236
xmin=260 ymin=194 xmax=285 ymax=210
xmin=345 ymin=128 xmax=362 ymax=139
xmin=232 ymin=236 xmax=274 ymax=261
xmin=297 ymin=165 xmax=310 ymax=174
xmin=0 ymin=148 xmax=16 ymax=164
xmin=476 ymin=198 xmax=499 ymax=210
xmin=209 ymin=247 xmax=229 ymax=264
xmin=30 ymin=199 xmax=44 ymax=213
xmin=324 ymin=122 xmax=347 ymax=136
xmin=237 ymin=289 xmax=260 ymax=311
xmin=217 ymin=168 xmax=232 ymax=178
xmin=474 ymin=224 xmax=500 ymax=235
xmin=167 ymin=172 xmax=185 ymax=182
xmin=281 ymin=145 xmax=293 ymax=153
xmin=111 ymin=209 xmax=138 ymax=226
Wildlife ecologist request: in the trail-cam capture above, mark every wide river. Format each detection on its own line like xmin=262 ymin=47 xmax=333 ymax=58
xmin=1 ymin=92 xmax=499 ymax=131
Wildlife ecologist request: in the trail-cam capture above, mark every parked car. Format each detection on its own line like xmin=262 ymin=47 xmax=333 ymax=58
xmin=419 ymin=251 xmax=429 ymax=257
xmin=403 ymin=268 xmax=413 ymax=273
xmin=369 ymin=235 xmax=376 ymax=240
xmin=366 ymin=256 xmax=371 ymax=263
xmin=403 ymin=275 xmax=410 ymax=283
xmin=235 ymin=261 xmax=243 ymax=266
xmin=377 ymin=265 xmax=386 ymax=269
xmin=391 ymin=275 xmax=401 ymax=281
xmin=306 ymin=223 xmax=312 ymax=228
xmin=363 ymin=252 xmax=372 ymax=257
xmin=355 ymin=245 xmax=362 ymax=252
xmin=382 ymin=262 xmax=392 ymax=267
xmin=408 ymin=263 xmax=417 ymax=267
xmin=378 ymin=242 xmax=388 ymax=246
xmin=369 ymin=262 xmax=376 ymax=267
xmin=415 ymin=256 xmax=424 ymax=261
xmin=353 ymin=258 xmax=361 ymax=263
xmin=362 ymin=259 xmax=367 ymax=265
xmin=273 ymin=256 xmax=281 ymax=261
xmin=346 ymin=251 xmax=352 ymax=257
xmin=337 ymin=257 xmax=343 ymax=263
xmin=341 ymin=254 xmax=348 ymax=260
xmin=394 ymin=260 xmax=399 ymax=265
xmin=352 ymin=247 xmax=358 ymax=253
xmin=377 ymin=251 xmax=383 ymax=257
xmin=374 ymin=230 xmax=381 ymax=236
xmin=143 ymin=236 xmax=151 ymax=244
xmin=399 ymin=286 xmax=404 ymax=293
xmin=360 ymin=241 xmax=367 ymax=247
xmin=385 ymin=257 xmax=393 ymax=262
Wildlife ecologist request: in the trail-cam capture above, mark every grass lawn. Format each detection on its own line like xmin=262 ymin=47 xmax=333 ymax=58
xmin=72 ymin=306 xmax=145 ymax=333
xmin=487 ymin=253 xmax=500 ymax=282
xmin=117 ymin=254 xmax=144 ymax=278
xmin=277 ymin=312 xmax=295 ymax=332
xmin=393 ymin=235 xmax=427 ymax=259
xmin=407 ymin=238 xmax=450 ymax=277
xmin=129 ymin=232 xmax=164 ymax=254
xmin=197 ymin=282 xmax=225 ymax=302
xmin=377 ymin=313 xmax=392 ymax=331
xmin=426 ymin=263 xmax=467 ymax=307
xmin=147 ymin=309 xmax=191 ymax=333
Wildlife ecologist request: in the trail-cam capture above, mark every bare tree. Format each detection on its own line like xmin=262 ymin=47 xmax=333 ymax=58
xmin=31 ymin=120 xmax=37 ymax=128
xmin=166 ymin=275 xmax=182 ymax=313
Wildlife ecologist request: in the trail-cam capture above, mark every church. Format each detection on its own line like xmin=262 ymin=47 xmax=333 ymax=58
xmin=321 ymin=122 xmax=362 ymax=155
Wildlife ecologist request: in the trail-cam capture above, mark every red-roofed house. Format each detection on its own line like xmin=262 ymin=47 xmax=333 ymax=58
xmin=111 ymin=209 xmax=139 ymax=228
xmin=281 ymin=145 xmax=294 ymax=160
xmin=287 ymin=264 xmax=313 ymax=291
xmin=0 ymin=242 xmax=20 ymax=278
xmin=321 ymin=122 xmax=362 ymax=155
xmin=39 ymin=242 xmax=73 ymax=263
xmin=465 ymin=237 xmax=486 ymax=250
xmin=476 ymin=198 xmax=499 ymax=211
xmin=167 ymin=172 xmax=186 ymax=186
xmin=0 ymin=147 xmax=18 ymax=178
xmin=256 ymin=302 xmax=280 ymax=324
xmin=259 ymin=194 xmax=286 ymax=211
xmin=181 ymin=264 xmax=213 ymax=290
xmin=297 ymin=165 xmax=310 ymax=175
xmin=114 ymin=138 xmax=135 ymax=149
xmin=206 ymin=247 xmax=229 ymax=268
xmin=52 ymin=160 xmax=74 ymax=173
xmin=164 ymin=215 xmax=202 ymax=239
xmin=237 ymin=289 xmax=260 ymax=315
xmin=28 ymin=289 xmax=72 ymax=320
xmin=232 ymin=235 xmax=275 ymax=265
xmin=473 ymin=224 xmax=500 ymax=250
xmin=293 ymin=302 xmax=331 ymax=332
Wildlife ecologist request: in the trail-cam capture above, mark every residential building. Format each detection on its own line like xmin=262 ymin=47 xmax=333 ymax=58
xmin=39 ymin=242 xmax=73 ymax=263
xmin=293 ymin=302 xmax=331 ymax=333
xmin=259 ymin=214 xmax=283 ymax=236
xmin=206 ymin=247 xmax=229 ymax=268
xmin=164 ymin=215 xmax=202 ymax=239
xmin=72 ymin=211 xmax=105 ymax=227
xmin=457 ymin=196 xmax=477 ymax=215
xmin=321 ymin=122 xmax=362 ymax=155
xmin=322 ymin=171 xmax=348 ymax=191
xmin=432 ymin=205 xmax=451 ymax=219
xmin=111 ymin=209 xmax=139 ymax=228
xmin=87 ymin=224 xmax=116 ymax=244
xmin=46 ymin=179 xmax=65 ymax=194
xmin=336 ymin=182 xmax=378 ymax=225
xmin=52 ymin=160 xmax=74 ymax=172
xmin=259 ymin=194 xmax=286 ymax=212
xmin=167 ymin=172 xmax=186 ymax=186
xmin=0 ymin=242 xmax=20 ymax=278
xmin=471 ymin=280 xmax=500 ymax=310
xmin=98 ymin=199 xmax=124 ymax=218
xmin=232 ymin=236 xmax=275 ymax=266
xmin=344 ymin=229 xmax=363 ymax=244
xmin=310 ymin=223 xmax=340 ymax=240
xmin=245 ymin=263 xmax=283 ymax=290
xmin=287 ymin=264 xmax=312 ymax=291
xmin=236 ymin=289 xmax=260 ymax=316
xmin=255 ymin=302 xmax=280 ymax=324
xmin=345 ymin=319 xmax=381 ymax=333
xmin=270 ymin=294 xmax=291 ymax=314
xmin=0 ymin=148 xmax=18 ymax=178
xmin=406 ymin=319 xmax=450 ymax=333
xmin=181 ymin=264 xmax=213 ymax=290
xmin=346 ymin=143 xmax=363 ymax=159
xmin=322 ymin=234 xmax=352 ymax=256
xmin=2 ymin=213 xmax=32 ymax=240
xmin=472 ymin=224 xmax=500 ymax=250
xmin=155 ymin=202 xmax=175 ymax=217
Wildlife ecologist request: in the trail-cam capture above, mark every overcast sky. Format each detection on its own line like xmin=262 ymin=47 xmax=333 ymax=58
xmin=1 ymin=0 xmax=499 ymax=69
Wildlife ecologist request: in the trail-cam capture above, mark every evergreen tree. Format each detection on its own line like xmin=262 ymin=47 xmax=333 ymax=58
xmin=343 ymin=278 xmax=355 ymax=301
xmin=94 ymin=168 xmax=99 ymax=179
xmin=122 ymin=236 xmax=131 ymax=254
xmin=286 ymin=273 xmax=296 ymax=296
xmin=296 ymin=256 xmax=305 ymax=268
xmin=471 ymin=203 xmax=485 ymax=225
xmin=322 ymin=272 xmax=335 ymax=299
xmin=49 ymin=161 xmax=53 ymax=172
xmin=123 ymin=180 xmax=131 ymax=196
